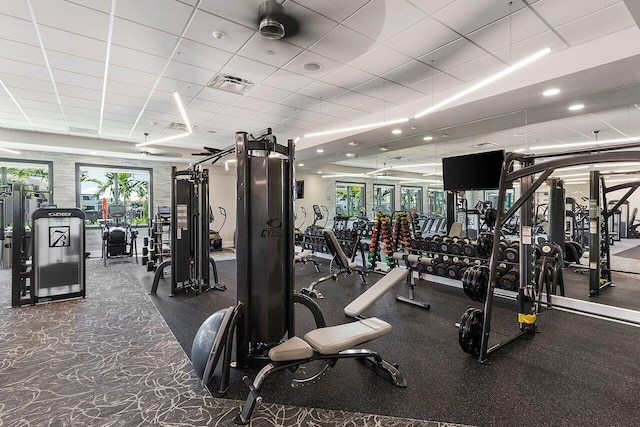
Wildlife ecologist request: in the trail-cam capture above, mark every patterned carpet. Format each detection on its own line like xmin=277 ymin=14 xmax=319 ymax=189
xmin=0 ymin=258 xmax=464 ymax=427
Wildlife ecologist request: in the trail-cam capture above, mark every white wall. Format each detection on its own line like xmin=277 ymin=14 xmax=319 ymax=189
xmin=206 ymin=165 xmax=236 ymax=247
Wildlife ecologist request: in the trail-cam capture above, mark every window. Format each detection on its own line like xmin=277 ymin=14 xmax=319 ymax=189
xmin=427 ymin=190 xmax=446 ymax=216
xmin=76 ymin=164 xmax=152 ymax=226
xmin=400 ymin=186 xmax=423 ymax=213
xmin=0 ymin=159 xmax=53 ymax=203
xmin=335 ymin=182 xmax=365 ymax=217
xmin=373 ymin=184 xmax=394 ymax=214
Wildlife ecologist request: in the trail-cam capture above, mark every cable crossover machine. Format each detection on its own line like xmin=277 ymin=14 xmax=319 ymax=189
xmin=149 ymin=147 xmax=229 ymax=296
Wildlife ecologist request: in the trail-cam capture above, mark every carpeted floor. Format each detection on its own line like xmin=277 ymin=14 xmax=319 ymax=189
xmin=0 ymin=258 xmax=463 ymax=427
xmin=139 ymin=255 xmax=640 ymax=427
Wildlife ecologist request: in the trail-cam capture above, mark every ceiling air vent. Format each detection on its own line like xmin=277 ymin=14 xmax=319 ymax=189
xmin=168 ymin=122 xmax=189 ymax=132
xmin=471 ymin=142 xmax=497 ymax=148
xmin=206 ymin=74 xmax=254 ymax=94
xmin=69 ymin=127 xmax=98 ymax=135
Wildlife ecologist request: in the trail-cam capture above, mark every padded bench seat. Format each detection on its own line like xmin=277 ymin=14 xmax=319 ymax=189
xmin=294 ymin=250 xmax=313 ymax=262
xmin=267 ymin=318 xmax=392 ymax=361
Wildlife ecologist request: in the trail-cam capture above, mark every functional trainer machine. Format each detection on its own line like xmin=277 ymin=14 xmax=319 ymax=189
xmin=190 ymin=130 xmax=407 ymax=424
xmin=149 ymin=161 xmax=225 ymax=296
xmin=99 ymin=204 xmax=138 ymax=266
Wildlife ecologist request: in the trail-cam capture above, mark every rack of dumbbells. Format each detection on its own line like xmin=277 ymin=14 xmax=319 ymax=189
xmin=368 ymin=212 xmax=391 ymax=270
xmin=142 ymin=206 xmax=171 ymax=272
xmin=406 ymin=232 xmax=521 ymax=292
xmin=391 ymin=211 xmax=412 ymax=259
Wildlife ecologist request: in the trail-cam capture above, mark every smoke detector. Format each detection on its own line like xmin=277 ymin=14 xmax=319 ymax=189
xmin=258 ymin=0 xmax=298 ymax=40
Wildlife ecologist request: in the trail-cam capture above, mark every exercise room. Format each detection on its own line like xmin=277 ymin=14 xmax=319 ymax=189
xmin=2 ymin=1 xmax=640 ymax=426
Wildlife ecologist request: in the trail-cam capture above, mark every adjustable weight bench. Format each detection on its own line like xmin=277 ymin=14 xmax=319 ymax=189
xmin=300 ymin=228 xmax=367 ymax=298
xmin=234 ymin=267 xmax=409 ymax=424
xmin=294 ymin=249 xmax=320 ymax=272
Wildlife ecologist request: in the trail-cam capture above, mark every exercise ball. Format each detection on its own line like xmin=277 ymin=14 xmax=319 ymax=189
xmin=191 ymin=307 xmax=232 ymax=380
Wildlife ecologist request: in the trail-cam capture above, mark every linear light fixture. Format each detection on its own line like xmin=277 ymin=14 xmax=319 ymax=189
xmin=135 ymin=132 xmax=190 ymax=147
xmin=414 ymin=47 xmax=551 ymax=119
xmin=0 ymin=146 xmax=21 ymax=155
xmin=173 ymin=92 xmax=193 ymax=133
xmin=294 ymin=136 xmax=300 ymax=143
xmin=532 ymin=137 xmax=640 ymax=151
xmin=593 ymin=161 xmax=640 ymax=168
xmin=224 ymin=158 xmax=237 ymax=171
xmin=393 ymin=163 xmax=440 ymax=169
xmin=366 ymin=167 xmax=391 ymax=175
xmin=513 ymin=148 xmax=526 ymax=153
xmin=304 ymin=117 xmax=409 ymax=138
xmin=0 ymin=79 xmax=36 ymax=128
xmin=321 ymin=173 xmax=367 ymax=178
xmin=98 ymin=0 xmax=117 ymax=136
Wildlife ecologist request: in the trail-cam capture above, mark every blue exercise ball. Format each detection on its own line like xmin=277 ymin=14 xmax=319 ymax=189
xmin=191 ymin=307 xmax=232 ymax=380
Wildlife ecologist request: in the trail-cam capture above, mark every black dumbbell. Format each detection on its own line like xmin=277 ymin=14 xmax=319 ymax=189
xmin=503 ymin=242 xmax=520 ymax=263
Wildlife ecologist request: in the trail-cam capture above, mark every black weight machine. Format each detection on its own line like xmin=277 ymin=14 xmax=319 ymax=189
xmin=456 ymin=143 xmax=640 ymax=363
xmin=150 ymin=150 xmax=227 ymax=296
xmin=208 ymin=206 xmax=227 ymax=251
xmin=190 ymin=130 xmax=406 ymax=424
xmin=98 ymin=204 xmax=138 ymax=266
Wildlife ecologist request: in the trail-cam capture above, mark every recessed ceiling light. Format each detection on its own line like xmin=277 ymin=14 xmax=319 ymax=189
xmin=442 ymin=134 xmax=448 ymax=137
xmin=348 ymin=141 xmax=359 ymax=146
xmin=410 ymin=126 xmax=417 ymax=130
xmin=423 ymin=136 xmax=433 ymax=141
xmin=392 ymin=129 xmax=402 ymax=134
xmin=316 ymin=149 xmax=324 ymax=153
xmin=298 ymin=163 xmax=304 ymax=167
xmin=302 ymin=62 xmax=322 ymax=72
xmin=543 ymin=88 xmax=560 ymax=96
xmin=212 ymin=30 xmax=226 ymax=39
xmin=89 ymin=151 xmax=98 ymax=155
xmin=379 ymin=146 xmax=389 ymax=151
xmin=569 ymin=104 xmax=584 ymax=111
xmin=346 ymin=153 xmax=357 ymax=158
xmin=264 ymin=50 xmax=275 ymax=55
xmin=317 ymin=171 xmax=322 ymax=174
xmin=150 ymin=121 xmax=158 ymax=126
xmin=514 ymin=132 xmax=526 ymax=137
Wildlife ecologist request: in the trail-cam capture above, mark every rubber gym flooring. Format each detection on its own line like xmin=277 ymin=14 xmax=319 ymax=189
xmin=137 ymin=253 xmax=640 ymax=427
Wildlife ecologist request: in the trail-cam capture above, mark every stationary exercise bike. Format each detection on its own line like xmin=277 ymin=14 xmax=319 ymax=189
xmin=99 ymin=204 xmax=138 ymax=266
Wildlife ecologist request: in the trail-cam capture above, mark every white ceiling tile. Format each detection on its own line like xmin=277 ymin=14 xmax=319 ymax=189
xmin=188 ymin=98 xmax=232 ymax=114
xmin=349 ymin=44 xmax=412 ymax=76
xmin=183 ymin=9 xmax=256 ymax=54
xmin=197 ymin=87 xmax=243 ymax=104
xmin=264 ymin=103 xmax=304 ymax=118
xmin=556 ymin=3 xmax=635 ymax=46
xmin=591 ymin=106 xmax=640 ymax=131
xmin=532 ymin=0 xmax=620 ymax=28
xmin=290 ymin=110 xmax=324 ymax=124
xmin=177 ymin=39 xmax=234 ymax=72
xmin=467 ymin=8 xmax=549 ymax=54
xmin=283 ymin=50 xmax=341 ymax=78
xmin=0 ymin=15 xmax=39 ymax=46
xmin=197 ymin=0 xmax=259 ymax=27
xmin=109 ymin=65 xmax=157 ymax=89
xmin=329 ymin=91 xmax=375 ymax=108
xmin=307 ymin=101 xmax=350 ymax=116
xmin=222 ymin=56 xmax=277 ymax=85
xmin=355 ymin=98 xmax=384 ymax=114
xmin=163 ymin=62 xmax=215 ymax=87
xmin=115 ymin=0 xmax=194 ymax=35
xmin=108 ymin=45 xmax=166 ymax=75
xmin=0 ymin=40 xmax=44 ymax=69
xmin=408 ymin=0 xmax=455 ymax=14
xmin=386 ymin=17 xmax=459 ymax=58
xmin=262 ymin=69 xmax=314 ymax=92
xmin=106 ymin=80 xmax=155 ymax=100
xmin=0 ymin=1 xmax=30 ymax=19
xmin=9 ymin=88 xmax=58 ymax=104
xmin=493 ymin=31 xmax=567 ymax=64
xmin=281 ymin=94 xmax=321 ymax=109
xmin=297 ymin=81 xmax=345 ymax=100
xmin=223 ymin=105 xmax=257 ymax=120
xmin=419 ymin=38 xmax=486 ymax=71
xmin=111 ymin=18 xmax=179 ymax=57
xmin=433 ymin=0 xmax=527 ymax=36
xmin=66 ymin=115 xmax=99 ymax=126
xmin=384 ymin=87 xmax=426 ymax=105
xmin=252 ymin=111 xmax=289 ymax=123
xmin=278 ymin=118 xmax=315 ymax=130
xmin=409 ymin=72 xmax=461 ymax=94
xmin=331 ymin=108 xmax=370 ymax=121
xmin=292 ymin=0 xmax=369 ymax=22
xmin=186 ymin=108 xmax=218 ymax=121
xmin=63 ymin=105 xmax=101 ymax=118
xmin=383 ymin=60 xmax=436 ymax=86
xmin=0 ymin=72 xmax=53 ymax=94
xmin=245 ymin=84 xmax=292 ymax=103
xmin=31 ymin=0 xmax=109 ymax=40
xmin=59 ymin=96 xmax=101 ymax=110
xmin=310 ymin=25 xmax=376 ymax=64
xmin=445 ymin=54 xmax=506 ymax=82
xmin=344 ymin=0 xmax=426 ymax=42
xmin=352 ymin=78 xmax=403 ymax=99
xmin=233 ymin=96 xmax=277 ymax=112
xmin=47 ymin=51 xmax=104 ymax=77
xmin=39 ymin=26 xmax=106 ymax=62
xmin=241 ymin=119 xmax=274 ymax=133
xmin=237 ymin=37 xmax=303 ymax=68
xmin=320 ymin=65 xmax=375 ymax=90
xmin=278 ymin=1 xmax=339 ymax=49
xmin=51 ymin=70 xmax=102 ymax=91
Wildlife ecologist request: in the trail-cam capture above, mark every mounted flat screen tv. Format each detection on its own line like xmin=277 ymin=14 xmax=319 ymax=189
xmin=442 ymin=150 xmax=505 ymax=191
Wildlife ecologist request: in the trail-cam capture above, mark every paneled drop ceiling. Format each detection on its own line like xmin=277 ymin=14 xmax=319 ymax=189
xmin=0 ymin=0 xmax=639 ymax=170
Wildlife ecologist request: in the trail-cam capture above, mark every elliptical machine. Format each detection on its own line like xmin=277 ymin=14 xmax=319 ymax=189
xmin=99 ymin=204 xmax=138 ymax=266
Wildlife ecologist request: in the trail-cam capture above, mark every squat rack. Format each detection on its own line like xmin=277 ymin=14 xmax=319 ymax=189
xmin=477 ymin=142 xmax=640 ymax=363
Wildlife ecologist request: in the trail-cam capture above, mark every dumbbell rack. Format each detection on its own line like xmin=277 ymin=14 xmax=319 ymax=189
xmin=142 ymin=215 xmax=171 ymax=272
xmin=301 ymin=227 xmax=368 ymax=267
xmin=368 ymin=212 xmax=391 ymax=270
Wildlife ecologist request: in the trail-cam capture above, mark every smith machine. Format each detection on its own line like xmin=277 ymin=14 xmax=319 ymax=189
xmin=457 ymin=143 xmax=640 ymax=363
xmin=150 ymin=148 xmax=229 ymax=296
